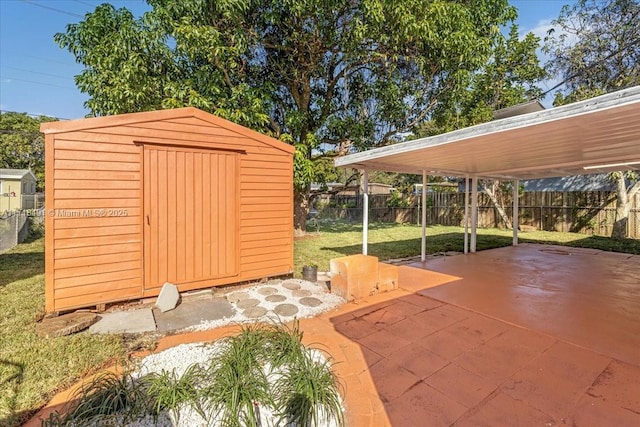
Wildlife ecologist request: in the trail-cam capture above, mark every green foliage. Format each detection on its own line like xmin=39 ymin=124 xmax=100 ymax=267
xmin=202 ymin=326 xmax=273 ymax=427
xmin=55 ymin=0 xmax=519 ymax=225
xmin=48 ymin=371 xmax=150 ymax=426
xmin=0 ymin=112 xmax=57 ymax=190
xmin=273 ymin=350 xmax=343 ymax=427
xmin=543 ymin=0 xmax=640 ymax=106
xmin=143 ymin=364 xmax=206 ymax=422
xmin=386 ymin=190 xmax=410 ymax=208
xmin=43 ymin=321 xmax=343 ymax=427
xmin=420 ymin=23 xmax=546 ymax=134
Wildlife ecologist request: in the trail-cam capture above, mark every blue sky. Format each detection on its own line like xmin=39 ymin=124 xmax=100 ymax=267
xmin=0 ymin=0 xmax=574 ymax=120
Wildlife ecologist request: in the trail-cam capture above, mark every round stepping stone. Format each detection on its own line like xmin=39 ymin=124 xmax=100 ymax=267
xmin=299 ymin=297 xmax=323 ymax=308
xmin=257 ymin=286 xmax=278 ymax=296
xmin=274 ymin=303 xmax=299 ymax=317
xmin=236 ymin=298 xmax=261 ymax=309
xmin=281 ymin=280 xmax=301 ymax=290
xmin=226 ymin=291 xmax=250 ymax=303
xmin=292 ymin=289 xmax=312 ymax=298
xmin=265 ymin=294 xmax=287 ymax=303
xmin=243 ymin=306 xmax=267 ymax=318
xmin=265 ymin=279 xmax=282 ymax=286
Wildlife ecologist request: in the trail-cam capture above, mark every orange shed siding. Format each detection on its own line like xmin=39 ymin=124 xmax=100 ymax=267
xmin=42 ymin=108 xmax=294 ymax=312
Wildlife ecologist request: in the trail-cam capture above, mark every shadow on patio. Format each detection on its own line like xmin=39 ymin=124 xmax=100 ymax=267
xmin=324 ymin=250 xmax=640 ymax=426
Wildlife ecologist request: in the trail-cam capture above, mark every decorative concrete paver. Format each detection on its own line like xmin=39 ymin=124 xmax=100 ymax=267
xmin=299 ymin=297 xmax=322 ymax=307
xmin=235 ymin=298 xmax=261 ymax=309
xmin=291 ymin=289 xmax=312 ymax=298
xmin=265 ymin=294 xmax=287 ymax=303
xmin=242 ymin=306 xmax=267 ymax=318
xmin=281 ymin=280 xmax=301 ymax=290
xmin=257 ymin=286 xmax=278 ymax=296
xmin=226 ymin=291 xmax=250 ymax=303
xmin=274 ymin=303 xmax=299 ymax=317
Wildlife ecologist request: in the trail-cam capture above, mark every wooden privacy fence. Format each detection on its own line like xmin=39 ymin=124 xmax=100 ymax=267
xmin=316 ymin=191 xmax=640 ymax=238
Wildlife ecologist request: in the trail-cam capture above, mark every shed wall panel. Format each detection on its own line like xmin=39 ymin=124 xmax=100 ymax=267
xmin=45 ymin=108 xmax=293 ymax=312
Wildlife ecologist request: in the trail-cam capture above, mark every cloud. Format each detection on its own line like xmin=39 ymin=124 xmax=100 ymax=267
xmin=1 ymin=78 xmax=13 ymax=83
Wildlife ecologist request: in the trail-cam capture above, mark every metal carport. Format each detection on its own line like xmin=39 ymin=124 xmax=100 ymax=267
xmin=335 ymin=86 xmax=640 ymax=258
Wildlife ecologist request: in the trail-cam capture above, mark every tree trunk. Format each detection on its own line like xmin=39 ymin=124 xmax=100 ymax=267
xmin=294 ymin=190 xmax=310 ymax=237
xmin=612 ymin=174 xmax=633 ymax=239
xmin=481 ymin=181 xmax=512 ymax=229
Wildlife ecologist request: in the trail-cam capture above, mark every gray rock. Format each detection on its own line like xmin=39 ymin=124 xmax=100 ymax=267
xmin=274 ymin=303 xmax=299 ymax=317
xmin=265 ymin=294 xmax=287 ymax=303
xmin=299 ymin=297 xmax=323 ymax=307
xmin=155 ymin=282 xmax=180 ymax=312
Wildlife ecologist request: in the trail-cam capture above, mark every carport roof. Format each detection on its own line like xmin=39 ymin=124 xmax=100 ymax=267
xmin=335 ymin=86 xmax=640 ymax=180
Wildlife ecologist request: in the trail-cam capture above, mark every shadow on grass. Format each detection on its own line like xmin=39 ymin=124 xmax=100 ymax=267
xmin=0 ymin=249 xmax=44 ymax=288
xmin=324 ymin=232 xmax=515 ymax=260
xmin=0 ymin=359 xmax=27 ymax=427
xmin=523 ymin=235 xmax=640 ymax=255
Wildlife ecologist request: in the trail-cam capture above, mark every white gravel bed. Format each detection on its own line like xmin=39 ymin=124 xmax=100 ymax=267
xmin=126 ymin=342 xmax=342 ymax=427
xmin=189 ymin=279 xmax=345 ymax=332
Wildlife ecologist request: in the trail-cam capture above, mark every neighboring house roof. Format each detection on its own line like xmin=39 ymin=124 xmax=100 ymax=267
xmin=522 ymin=173 xmax=624 ymax=192
xmin=0 ymin=169 xmax=37 ymax=181
xmin=493 ymin=99 xmax=545 ymax=120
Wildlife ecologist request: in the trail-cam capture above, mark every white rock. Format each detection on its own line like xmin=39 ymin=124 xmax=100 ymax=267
xmin=155 ymin=282 xmax=180 ymax=312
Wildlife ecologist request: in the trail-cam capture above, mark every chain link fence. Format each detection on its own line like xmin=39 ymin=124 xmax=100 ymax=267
xmin=0 ymin=211 xmax=34 ymax=252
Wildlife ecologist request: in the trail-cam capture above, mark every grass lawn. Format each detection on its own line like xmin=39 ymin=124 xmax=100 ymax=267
xmin=0 ymin=238 xmax=125 ymax=427
xmin=1 ymin=222 xmax=639 ymax=426
xmin=294 ymin=221 xmax=640 ymax=273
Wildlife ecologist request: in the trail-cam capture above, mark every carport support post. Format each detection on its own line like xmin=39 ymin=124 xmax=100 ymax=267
xmin=421 ymin=170 xmax=427 ymax=262
xmin=362 ymin=169 xmax=369 ymax=255
xmin=513 ymin=180 xmax=519 ymax=246
xmin=471 ymin=176 xmax=478 ymax=253
xmin=464 ymin=175 xmax=469 ymax=254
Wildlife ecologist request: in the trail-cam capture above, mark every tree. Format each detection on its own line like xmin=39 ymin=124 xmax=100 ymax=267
xmin=414 ymin=24 xmax=546 ymax=229
xmin=0 ymin=112 xmax=57 ymax=190
xmin=56 ymin=0 xmax=519 ymax=233
xmin=544 ymin=0 xmax=640 ymax=238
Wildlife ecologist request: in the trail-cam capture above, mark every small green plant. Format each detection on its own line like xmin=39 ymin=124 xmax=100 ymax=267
xmin=201 ymin=326 xmax=273 ymax=427
xmin=43 ymin=370 xmax=149 ymax=426
xmin=386 ymin=190 xmax=409 ymax=208
xmin=143 ymin=364 xmax=205 ymax=422
xmin=274 ymin=351 xmax=344 ymax=427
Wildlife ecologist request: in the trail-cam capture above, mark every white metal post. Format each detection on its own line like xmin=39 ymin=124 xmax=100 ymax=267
xmin=513 ymin=179 xmax=519 ymax=246
xmin=471 ymin=176 xmax=478 ymax=253
xmin=421 ymin=170 xmax=427 ymax=262
xmin=464 ymin=175 xmax=469 ymax=254
xmin=362 ymin=169 xmax=369 ymax=255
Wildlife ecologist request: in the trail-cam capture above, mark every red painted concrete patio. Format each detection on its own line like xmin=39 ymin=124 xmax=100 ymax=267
xmin=29 ymin=244 xmax=640 ymax=426
xmin=326 ymin=243 xmax=640 ymax=426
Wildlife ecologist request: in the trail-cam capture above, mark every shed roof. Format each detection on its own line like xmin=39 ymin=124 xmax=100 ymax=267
xmin=0 ymin=168 xmax=37 ymax=180
xmin=335 ymin=87 xmax=640 ymax=180
xmin=40 ymin=107 xmax=295 ymax=155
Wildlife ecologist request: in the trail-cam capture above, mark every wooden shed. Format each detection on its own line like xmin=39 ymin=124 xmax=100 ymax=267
xmin=40 ymin=108 xmax=294 ymax=313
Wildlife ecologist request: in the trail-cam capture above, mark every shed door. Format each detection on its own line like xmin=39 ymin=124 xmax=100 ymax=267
xmin=143 ymin=145 xmax=239 ymax=291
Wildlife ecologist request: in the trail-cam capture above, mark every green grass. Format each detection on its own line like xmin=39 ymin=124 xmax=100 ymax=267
xmin=294 ymin=221 xmax=640 ymax=274
xmin=2 ymin=222 xmax=639 ymax=426
xmin=0 ymin=238 xmax=125 ymax=427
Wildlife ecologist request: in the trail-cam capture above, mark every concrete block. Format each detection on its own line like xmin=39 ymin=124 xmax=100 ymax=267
xmin=156 ymin=282 xmax=180 ymax=312
xmin=89 ymin=309 xmax=156 ymax=334
xmin=377 ymin=263 xmax=399 ymax=293
xmin=330 ymin=255 xmax=380 ymax=301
